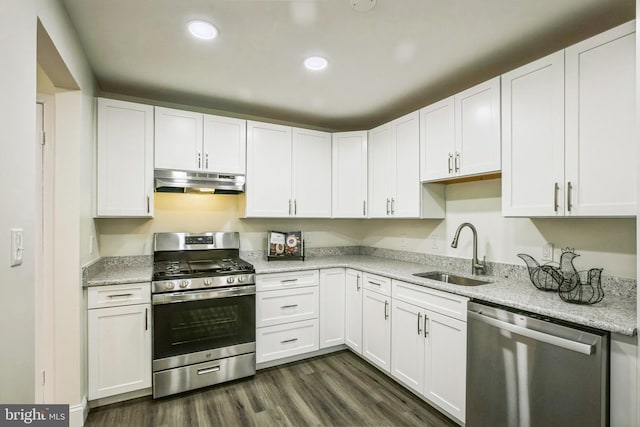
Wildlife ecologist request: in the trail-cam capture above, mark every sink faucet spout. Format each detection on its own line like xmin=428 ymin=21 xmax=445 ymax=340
xmin=451 ymin=222 xmax=486 ymax=275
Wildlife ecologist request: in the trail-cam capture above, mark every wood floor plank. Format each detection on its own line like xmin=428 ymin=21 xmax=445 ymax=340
xmin=86 ymin=350 xmax=457 ymax=427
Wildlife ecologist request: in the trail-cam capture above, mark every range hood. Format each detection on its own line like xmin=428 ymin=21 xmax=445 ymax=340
xmin=154 ymin=169 xmax=245 ymax=194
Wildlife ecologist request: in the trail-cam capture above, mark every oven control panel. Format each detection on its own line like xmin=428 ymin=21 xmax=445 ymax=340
xmin=185 ymin=236 xmax=214 ymax=245
xmin=152 ymin=274 xmax=255 ymax=294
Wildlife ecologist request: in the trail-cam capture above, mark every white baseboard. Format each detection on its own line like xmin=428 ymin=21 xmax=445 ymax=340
xmin=69 ymin=395 xmax=88 ymax=427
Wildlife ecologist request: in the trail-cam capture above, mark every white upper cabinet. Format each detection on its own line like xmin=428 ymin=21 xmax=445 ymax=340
xmin=155 ymin=107 xmax=203 ymax=171
xmin=420 ymin=77 xmax=501 ymax=182
xmin=203 ymin=114 xmax=247 ymax=174
xmin=368 ymin=111 xmax=421 ymax=218
xmin=245 ymin=121 xmax=331 ymax=218
xmin=565 ymin=21 xmax=636 ymax=216
xmin=155 ymin=106 xmax=246 ymax=173
xmin=96 ymin=98 xmax=154 ymax=218
xmin=502 ymin=51 xmax=565 ymax=217
xmin=503 ymin=21 xmax=636 ymax=217
xmin=332 ymin=131 xmax=368 ymax=218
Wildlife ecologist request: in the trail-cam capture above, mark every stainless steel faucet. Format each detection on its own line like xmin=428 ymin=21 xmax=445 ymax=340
xmin=451 ymin=222 xmax=486 ymax=275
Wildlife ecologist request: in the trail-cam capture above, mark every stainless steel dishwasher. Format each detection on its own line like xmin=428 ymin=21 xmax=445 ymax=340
xmin=466 ymin=301 xmax=608 ymax=427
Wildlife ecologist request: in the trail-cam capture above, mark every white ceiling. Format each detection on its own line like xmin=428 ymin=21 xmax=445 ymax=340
xmin=61 ymin=0 xmax=634 ymax=131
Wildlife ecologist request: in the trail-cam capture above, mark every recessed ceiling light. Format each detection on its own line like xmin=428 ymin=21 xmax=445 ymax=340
xmin=304 ymin=56 xmax=328 ymax=71
xmin=188 ymin=20 xmax=218 ymax=40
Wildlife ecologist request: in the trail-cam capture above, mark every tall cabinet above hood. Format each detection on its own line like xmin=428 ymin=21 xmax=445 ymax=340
xmin=154 ymin=170 xmax=245 ymax=194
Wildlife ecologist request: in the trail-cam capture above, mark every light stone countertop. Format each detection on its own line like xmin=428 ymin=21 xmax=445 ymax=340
xmin=249 ymin=255 xmax=637 ymax=336
xmin=84 ymin=254 xmax=637 ymax=336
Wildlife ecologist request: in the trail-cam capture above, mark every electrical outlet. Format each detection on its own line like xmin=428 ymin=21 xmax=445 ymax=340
xmin=542 ymin=243 xmax=554 ymax=262
xmin=10 ymin=228 xmax=24 ymax=267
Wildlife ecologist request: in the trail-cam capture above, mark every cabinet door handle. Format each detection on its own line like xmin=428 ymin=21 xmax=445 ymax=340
xmin=368 ymin=280 xmax=382 ymax=287
xmin=356 ymin=274 xmax=361 ymax=291
xmin=448 ymin=153 xmax=453 ymax=174
xmin=281 ymin=338 xmax=298 ymax=344
xmin=108 ymin=293 xmax=133 ymax=298
xmin=288 ymin=199 xmax=292 ymax=216
xmin=294 ymin=199 xmax=297 ymax=215
xmin=280 ymin=304 xmax=298 ymax=309
xmin=567 ymin=181 xmax=573 ymax=212
xmin=197 ymin=366 xmax=220 ymax=375
xmin=417 ymin=312 xmax=422 ymax=335
xmin=197 ymin=152 xmax=202 ymax=169
xmin=386 ymin=198 xmax=390 ymax=215
xmin=205 ymin=153 xmax=209 ymax=170
xmin=147 ymin=195 xmax=150 ymax=214
xmin=281 ymin=278 xmax=298 ymax=283
xmin=384 ymin=300 xmax=389 ymax=320
xmin=424 ymin=315 xmax=429 ymax=337
xmin=363 ymin=200 xmax=366 ymax=216
xmin=553 ymin=183 xmax=559 ymax=212
xmin=145 ymin=308 xmax=148 ymax=331
xmin=390 ymin=198 xmax=395 ymax=215
xmin=454 ymin=152 xmax=460 ymax=173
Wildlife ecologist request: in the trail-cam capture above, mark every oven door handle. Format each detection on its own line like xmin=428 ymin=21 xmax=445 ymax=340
xmin=152 ymin=285 xmax=256 ymax=305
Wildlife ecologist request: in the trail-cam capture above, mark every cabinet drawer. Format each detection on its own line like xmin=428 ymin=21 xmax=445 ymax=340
xmin=256 ymin=319 xmax=319 ymax=363
xmin=257 ymin=287 xmax=319 ymax=328
xmin=256 ymin=270 xmax=319 ymax=292
xmin=392 ymin=280 xmax=468 ymax=321
xmin=88 ymin=283 xmax=151 ymax=309
xmin=363 ymin=272 xmax=391 ymax=296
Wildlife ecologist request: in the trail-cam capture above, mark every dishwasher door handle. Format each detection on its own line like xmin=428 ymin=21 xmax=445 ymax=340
xmin=468 ymin=311 xmax=596 ymax=355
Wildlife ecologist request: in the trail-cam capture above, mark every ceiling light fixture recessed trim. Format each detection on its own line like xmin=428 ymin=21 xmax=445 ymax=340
xmin=304 ymin=56 xmax=328 ymax=71
xmin=188 ymin=20 xmax=218 ymax=40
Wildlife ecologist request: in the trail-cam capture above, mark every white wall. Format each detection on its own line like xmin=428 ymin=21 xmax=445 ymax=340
xmin=0 ymin=0 xmax=38 ymax=403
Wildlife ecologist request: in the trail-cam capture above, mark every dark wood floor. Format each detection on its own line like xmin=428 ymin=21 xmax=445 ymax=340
xmin=86 ymin=350 xmax=458 ymax=427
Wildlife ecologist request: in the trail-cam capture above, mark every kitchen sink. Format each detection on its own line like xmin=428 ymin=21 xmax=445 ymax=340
xmin=413 ymin=271 xmax=491 ymax=286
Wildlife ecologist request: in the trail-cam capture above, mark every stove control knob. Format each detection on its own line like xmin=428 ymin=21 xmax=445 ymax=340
xmin=180 ymin=280 xmax=189 ymax=289
xmin=238 ymin=276 xmax=246 ymax=284
xmin=166 ymin=282 xmax=176 ymax=290
xmin=226 ymin=277 xmax=235 ymax=284
xmin=204 ymin=278 xmax=213 ymax=286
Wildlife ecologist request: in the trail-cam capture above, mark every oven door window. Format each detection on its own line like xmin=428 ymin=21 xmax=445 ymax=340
xmin=153 ymin=294 xmax=255 ymax=360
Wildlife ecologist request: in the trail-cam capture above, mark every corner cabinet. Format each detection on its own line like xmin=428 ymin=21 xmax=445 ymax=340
xmin=319 ymin=268 xmax=346 ymax=348
xmin=96 ymin=98 xmax=154 ymax=217
xmin=245 ymin=121 xmax=331 ymax=218
xmin=155 ymin=107 xmax=247 ymax=174
xmin=368 ymin=111 xmax=421 ymax=218
xmin=87 ymin=283 xmax=152 ymax=400
xmin=502 ymin=21 xmax=636 ymax=217
xmin=332 ymin=131 xmax=368 ymax=218
xmin=420 ymin=77 xmax=501 ymax=182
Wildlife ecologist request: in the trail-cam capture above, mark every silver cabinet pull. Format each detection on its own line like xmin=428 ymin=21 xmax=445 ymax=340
xmin=108 ymin=293 xmax=133 ymax=298
xmin=553 ymin=183 xmax=559 ymax=212
xmin=368 ymin=280 xmax=382 ymax=287
xmin=384 ymin=300 xmax=389 ymax=320
xmin=281 ymin=278 xmax=298 ymax=283
xmin=417 ymin=312 xmax=422 ymax=335
xmin=145 ymin=308 xmax=148 ymax=331
xmin=356 ymin=274 xmax=361 ymax=291
xmin=567 ymin=181 xmax=573 ymax=212
xmin=147 ymin=195 xmax=150 ymax=214
xmin=424 ymin=315 xmax=429 ymax=337
xmin=363 ymin=200 xmax=366 ymax=216
xmin=281 ymin=338 xmax=298 ymax=344
xmin=386 ymin=198 xmax=390 ymax=215
xmin=197 ymin=366 xmax=220 ymax=375
xmin=197 ymin=152 xmax=202 ymax=169
xmin=448 ymin=153 xmax=453 ymax=174
xmin=288 ymin=199 xmax=292 ymax=216
xmin=294 ymin=199 xmax=297 ymax=215
xmin=280 ymin=304 xmax=298 ymax=309
xmin=454 ymin=152 xmax=460 ymax=172
xmin=205 ymin=153 xmax=209 ymax=169
xmin=390 ymin=198 xmax=395 ymax=215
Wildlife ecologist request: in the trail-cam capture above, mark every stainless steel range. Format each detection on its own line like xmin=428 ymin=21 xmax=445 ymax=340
xmin=151 ymin=232 xmax=256 ymax=399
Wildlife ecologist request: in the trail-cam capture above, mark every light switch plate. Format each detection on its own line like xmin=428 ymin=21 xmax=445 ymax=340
xmin=10 ymin=228 xmax=24 ymax=267
xmin=542 ymin=243 xmax=554 ymax=262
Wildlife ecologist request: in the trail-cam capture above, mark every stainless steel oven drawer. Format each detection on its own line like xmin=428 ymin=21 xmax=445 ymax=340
xmin=153 ymin=352 xmax=256 ymax=399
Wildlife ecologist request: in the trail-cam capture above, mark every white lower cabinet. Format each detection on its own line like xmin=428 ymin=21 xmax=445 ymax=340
xmin=256 ymin=271 xmax=320 ymax=363
xmin=87 ymin=283 xmax=151 ymax=400
xmin=319 ymin=268 xmax=346 ymax=348
xmin=362 ymin=287 xmax=391 ymax=373
xmin=345 ymin=269 xmax=363 ymax=354
xmin=391 ymin=280 xmax=468 ymax=423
